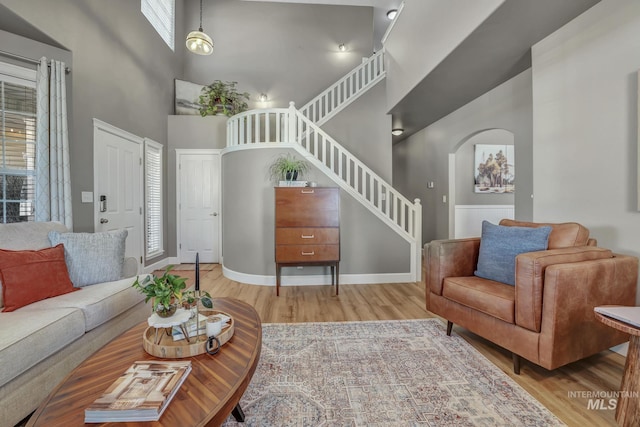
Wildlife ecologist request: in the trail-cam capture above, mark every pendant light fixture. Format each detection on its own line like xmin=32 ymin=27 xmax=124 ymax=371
xmin=186 ymin=0 xmax=213 ymax=55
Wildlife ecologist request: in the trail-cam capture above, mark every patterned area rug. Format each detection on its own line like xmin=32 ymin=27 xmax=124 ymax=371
xmin=222 ymin=319 xmax=565 ymax=427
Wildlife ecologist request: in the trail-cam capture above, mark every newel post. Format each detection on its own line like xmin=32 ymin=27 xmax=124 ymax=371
xmin=287 ymin=101 xmax=297 ymax=144
xmin=414 ymin=198 xmax=422 ymax=282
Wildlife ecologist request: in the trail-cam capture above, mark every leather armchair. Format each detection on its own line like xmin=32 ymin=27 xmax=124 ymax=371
xmin=425 ymin=219 xmax=638 ymax=373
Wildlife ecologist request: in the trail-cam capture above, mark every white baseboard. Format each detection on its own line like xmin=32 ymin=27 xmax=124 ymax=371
xmin=222 ymin=265 xmax=413 ymax=286
xmin=143 ymin=257 xmax=180 ymax=274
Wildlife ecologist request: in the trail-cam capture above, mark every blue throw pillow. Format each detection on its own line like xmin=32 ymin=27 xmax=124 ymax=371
xmin=474 ymin=221 xmax=552 ymax=286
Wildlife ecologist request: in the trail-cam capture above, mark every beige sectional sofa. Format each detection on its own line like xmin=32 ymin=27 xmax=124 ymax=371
xmin=0 ymin=222 xmax=150 ymax=427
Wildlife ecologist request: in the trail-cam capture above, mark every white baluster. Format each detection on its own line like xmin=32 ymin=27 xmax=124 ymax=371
xmin=288 ymin=102 xmax=296 ymax=143
xmin=265 ymin=112 xmax=271 ymax=143
xmin=369 ymin=174 xmax=374 ymax=203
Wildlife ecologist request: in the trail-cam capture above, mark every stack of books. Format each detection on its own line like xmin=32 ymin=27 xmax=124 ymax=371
xmin=278 ymin=180 xmax=308 ymax=187
xmin=171 ymin=313 xmax=207 ymax=341
xmin=172 ymin=313 xmax=232 ymax=341
xmin=84 ymin=360 xmax=191 ymax=423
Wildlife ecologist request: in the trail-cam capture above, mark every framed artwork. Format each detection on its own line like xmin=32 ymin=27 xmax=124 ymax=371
xmin=174 ymin=79 xmax=204 ymax=115
xmin=474 ymin=144 xmax=515 ymax=193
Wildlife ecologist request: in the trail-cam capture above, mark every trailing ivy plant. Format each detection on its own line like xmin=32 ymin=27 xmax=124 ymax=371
xmin=198 ymin=80 xmax=250 ymax=117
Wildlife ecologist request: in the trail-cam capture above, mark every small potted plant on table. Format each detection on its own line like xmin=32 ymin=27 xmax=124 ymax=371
xmin=132 ymin=266 xmax=188 ymax=317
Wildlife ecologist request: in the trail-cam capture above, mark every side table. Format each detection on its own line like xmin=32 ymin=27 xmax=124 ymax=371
xmin=594 ymin=306 xmax=640 ymax=427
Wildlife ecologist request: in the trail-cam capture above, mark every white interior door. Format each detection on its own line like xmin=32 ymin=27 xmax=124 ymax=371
xmin=93 ymin=119 xmax=144 ymax=271
xmin=177 ymin=150 xmax=220 ymax=263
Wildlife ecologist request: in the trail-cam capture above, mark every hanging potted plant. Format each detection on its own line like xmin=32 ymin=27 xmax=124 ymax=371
xmin=269 ymin=153 xmax=309 ymax=182
xmin=198 ymin=80 xmax=250 ymax=117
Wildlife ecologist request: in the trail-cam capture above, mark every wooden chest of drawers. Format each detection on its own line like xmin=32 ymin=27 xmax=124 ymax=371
xmin=274 ymin=187 xmax=340 ymax=296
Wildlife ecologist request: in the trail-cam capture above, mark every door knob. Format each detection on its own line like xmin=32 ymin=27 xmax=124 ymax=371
xmin=100 ymin=218 xmax=109 ymax=224
xmin=211 ymin=212 xmax=218 ymax=216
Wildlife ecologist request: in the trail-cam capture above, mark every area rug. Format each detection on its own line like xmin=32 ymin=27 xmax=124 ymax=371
xmin=222 ymin=319 xmax=565 ymax=427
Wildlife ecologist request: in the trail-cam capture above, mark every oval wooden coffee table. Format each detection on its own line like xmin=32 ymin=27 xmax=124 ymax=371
xmin=26 ymin=298 xmax=262 ymax=426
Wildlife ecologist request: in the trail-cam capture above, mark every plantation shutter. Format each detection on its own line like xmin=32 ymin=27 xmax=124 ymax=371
xmin=144 ymin=138 xmax=163 ymax=258
xmin=0 ymin=62 xmax=37 ymax=223
xmin=141 ymin=0 xmax=175 ymax=51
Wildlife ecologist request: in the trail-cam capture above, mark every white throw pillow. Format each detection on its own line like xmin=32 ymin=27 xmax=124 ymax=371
xmin=48 ymin=229 xmax=127 ymax=287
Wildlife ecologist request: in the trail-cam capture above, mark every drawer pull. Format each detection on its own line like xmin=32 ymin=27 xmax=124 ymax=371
xmin=301 ymin=251 xmax=315 ymax=256
xmin=301 ymin=234 xmax=315 ymax=239
xmin=301 ymin=189 xmax=315 ymax=194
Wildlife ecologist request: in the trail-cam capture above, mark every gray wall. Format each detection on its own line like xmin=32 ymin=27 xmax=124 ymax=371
xmin=222 ymin=147 xmax=410 ymax=278
xmin=0 ymin=29 xmax=72 ymax=70
xmin=393 ymin=69 xmax=533 ymax=244
xmin=0 ymin=0 xmax=184 ymax=234
xmin=167 ymin=115 xmax=227 ymax=258
xmin=383 ymin=0 xmax=503 ymax=110
xmin=455 ymin=129 xmax=515 ymax=205
xmin=0 ymin=0 xmax=377 ymax=267
xmin=183 ymin=0 xmax=374 ymax=110
xmin=321 ymin=81 xmax=393 ymax=183
xmin=531 ymin=0 xmax=640 ymax=297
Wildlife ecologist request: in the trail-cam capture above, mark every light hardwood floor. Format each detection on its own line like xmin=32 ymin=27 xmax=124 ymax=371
xmin=169 ymin=264 xmax=625 ymax=427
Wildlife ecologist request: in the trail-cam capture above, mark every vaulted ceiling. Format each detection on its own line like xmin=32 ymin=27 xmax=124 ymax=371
xmin=386 ymin=0 xmax=601 ymax=141
xmin=1 ymin=0 xmax=601 ymax=143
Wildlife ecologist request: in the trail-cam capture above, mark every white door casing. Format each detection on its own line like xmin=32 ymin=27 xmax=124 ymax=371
xmin=176 ymin=149 xmax=221 ymax=263
xmin=93 ymin=119 xmax=144 ymax=271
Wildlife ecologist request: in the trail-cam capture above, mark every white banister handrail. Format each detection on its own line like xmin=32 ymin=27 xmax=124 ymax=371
xmin=227 ymin=108 xmax=290 ymax=146
xmin=292 ymin=103 xmax=417 ymax=239
xmin=299 ymin=50 xmax=386 ymax=126
xmin=227 ymin=103 xmax=420 ymax=241
xmin=225 ymin=50 xmax=424 ymax=281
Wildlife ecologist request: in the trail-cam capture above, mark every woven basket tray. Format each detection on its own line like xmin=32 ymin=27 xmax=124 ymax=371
xmin=142 ymin=310 xmax=234 ymax=358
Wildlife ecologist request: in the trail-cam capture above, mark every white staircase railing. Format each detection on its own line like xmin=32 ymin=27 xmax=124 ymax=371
xmin=227 ymin=102 xmax=422 ymax=282
xmin=299 ymin=50 xmax=386 ymax=127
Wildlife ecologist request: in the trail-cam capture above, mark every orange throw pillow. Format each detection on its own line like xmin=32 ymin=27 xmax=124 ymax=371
xmin=0 ymin=244 xmax=79 ymax=312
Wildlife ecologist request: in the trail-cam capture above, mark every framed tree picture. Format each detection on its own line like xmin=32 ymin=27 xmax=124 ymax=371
xmin=474 ymin=144 xmax=515 ymax=193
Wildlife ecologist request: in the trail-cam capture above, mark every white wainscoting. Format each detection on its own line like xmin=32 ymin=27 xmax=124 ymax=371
xmin=454 ymin=205 xmax=515 ymax=238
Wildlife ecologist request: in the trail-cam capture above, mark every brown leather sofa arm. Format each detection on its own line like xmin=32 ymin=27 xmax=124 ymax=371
xmin=514 ymin=246 xmax=614 ymax=332
xmin=425 ymin=238 xmax=481 ymax=296
xmin=538 ymin=254 xmax=638 ymax=369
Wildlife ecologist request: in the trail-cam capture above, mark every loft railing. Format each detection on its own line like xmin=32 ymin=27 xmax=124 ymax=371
xmin=227 ymin=103 xmax=422 ymax=281
xmin=299 ymin=50 xmax=386 ymax=126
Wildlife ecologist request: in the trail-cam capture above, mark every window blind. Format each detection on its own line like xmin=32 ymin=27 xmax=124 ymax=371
xmin=0 ymin=62 xmax=37 ymax=223
xmin=144 ymin=138 xmax=163 ymax=258
xmin=141 ymin=0 xmax=175 ymax=51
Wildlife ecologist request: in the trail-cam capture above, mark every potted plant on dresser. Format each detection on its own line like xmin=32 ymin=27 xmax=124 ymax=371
xmin=269 ymin=153 xmax=309 ymax=185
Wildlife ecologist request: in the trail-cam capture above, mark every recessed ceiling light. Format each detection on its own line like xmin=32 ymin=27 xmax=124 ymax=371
xmin=259 ymin=93 xmax=268 ymax=102
xmin=391 ymin=128 xmax=404 ymax=136
xmin=338 ymin=43 xmax=347 ymax=52
xmin=387 ymin=9 xmax=398 ymax=20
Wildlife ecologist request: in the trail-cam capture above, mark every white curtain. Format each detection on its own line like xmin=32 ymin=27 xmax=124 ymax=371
xmin=35 ymin=58 xmax=73 ymax=228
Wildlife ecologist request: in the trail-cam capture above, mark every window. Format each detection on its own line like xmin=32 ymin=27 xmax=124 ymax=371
xmin=144 ymin=138 xmax=163 ymax=258
xmin=141 ymin=0 xmax=175 ymax=51
xmin=0 ymin=62 xmax=37 ymax=223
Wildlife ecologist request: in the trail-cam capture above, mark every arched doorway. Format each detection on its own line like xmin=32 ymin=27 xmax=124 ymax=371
xmin=449 ymin=129 xmax=515 ymax=238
